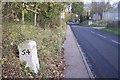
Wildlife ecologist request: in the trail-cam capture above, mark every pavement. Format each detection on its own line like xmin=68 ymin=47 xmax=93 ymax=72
xmin=71 ymin=25 xmax=119 ymax=78
xmin=63 ymin=25 xmax=89 ymax=78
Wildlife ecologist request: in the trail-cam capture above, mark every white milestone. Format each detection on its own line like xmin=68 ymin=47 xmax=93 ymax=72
xmin=18 ymin=40 xmax=39 ymax=74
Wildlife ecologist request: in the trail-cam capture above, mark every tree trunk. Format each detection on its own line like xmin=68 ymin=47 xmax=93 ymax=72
xmin=22 ymin=11 xmax=24 ymax=22
xmin=34 ymin=9 xmax=37 ymax=26
xmin=22 ymin=3 xmax=24 ymax=23
xmin=100 ymin=13 xmax=103 ymax=20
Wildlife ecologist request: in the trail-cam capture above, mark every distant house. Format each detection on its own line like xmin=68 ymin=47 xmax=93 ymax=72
xmin=92 ymin=13 xmax=101 ymax=21
xmin=102 ymin=7 xmax=119 ymax=21
xmin=103 ymin=1 xmax=120 ymax=22
xmin=102 ymin=3 xmax=119 ymax=28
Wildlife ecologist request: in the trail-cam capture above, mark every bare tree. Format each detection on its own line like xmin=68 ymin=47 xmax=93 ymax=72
xmin=90 ymin=1 xmax=111 ymax=20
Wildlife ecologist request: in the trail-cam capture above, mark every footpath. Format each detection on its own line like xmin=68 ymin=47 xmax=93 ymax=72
xmin=63 ymin=25 xmax=89 ymax=78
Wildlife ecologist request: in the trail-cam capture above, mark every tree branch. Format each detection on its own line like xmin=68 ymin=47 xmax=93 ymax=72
xmin=26 ymin=8 xmax=39 ymax=14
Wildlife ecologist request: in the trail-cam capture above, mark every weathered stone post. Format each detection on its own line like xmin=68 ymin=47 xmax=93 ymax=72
xmin=18 ymin=40 xmax=39 ymax=74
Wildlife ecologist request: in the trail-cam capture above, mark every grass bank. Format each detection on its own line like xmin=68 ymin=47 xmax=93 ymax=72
xmin=2 ymin=21 xmax=66 ymax=78
xmin=102 ymin=27 xmax=120 ymax=35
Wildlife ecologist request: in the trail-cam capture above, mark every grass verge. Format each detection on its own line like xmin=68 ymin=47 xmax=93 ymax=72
xmin=102 ymin=27 xmax=120 ymax=35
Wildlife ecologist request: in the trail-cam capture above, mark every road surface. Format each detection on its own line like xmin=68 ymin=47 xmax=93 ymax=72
xmin=71 ymin=25 xmax=119 ymax=78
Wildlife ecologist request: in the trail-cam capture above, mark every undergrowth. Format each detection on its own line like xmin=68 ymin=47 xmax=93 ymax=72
xmin=2 ymin=21 xmax=66 ymax=78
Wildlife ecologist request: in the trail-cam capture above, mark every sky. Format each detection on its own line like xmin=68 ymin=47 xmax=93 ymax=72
xmin=83 ymin=0 xmax=120 ymax=4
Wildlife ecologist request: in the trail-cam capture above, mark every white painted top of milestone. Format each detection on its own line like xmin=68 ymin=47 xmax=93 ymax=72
xmin=18 ymin=40 xmax=39 ymax=74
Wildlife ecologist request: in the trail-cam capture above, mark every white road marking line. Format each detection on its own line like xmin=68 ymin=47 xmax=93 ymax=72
xmin=112 ymin=40 xmax=120 ymax=45
xmin=90 ymin=31 xmax=120 ymax=45
xmin=91 ymin=31 xmax=95 ymax=34
xmin=97 ymin=34 xmax=106 ymax=38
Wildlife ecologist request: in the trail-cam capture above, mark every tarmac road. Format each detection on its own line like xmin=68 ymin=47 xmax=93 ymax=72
xmin=71 ymin=25 xmax=119 ymax=78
